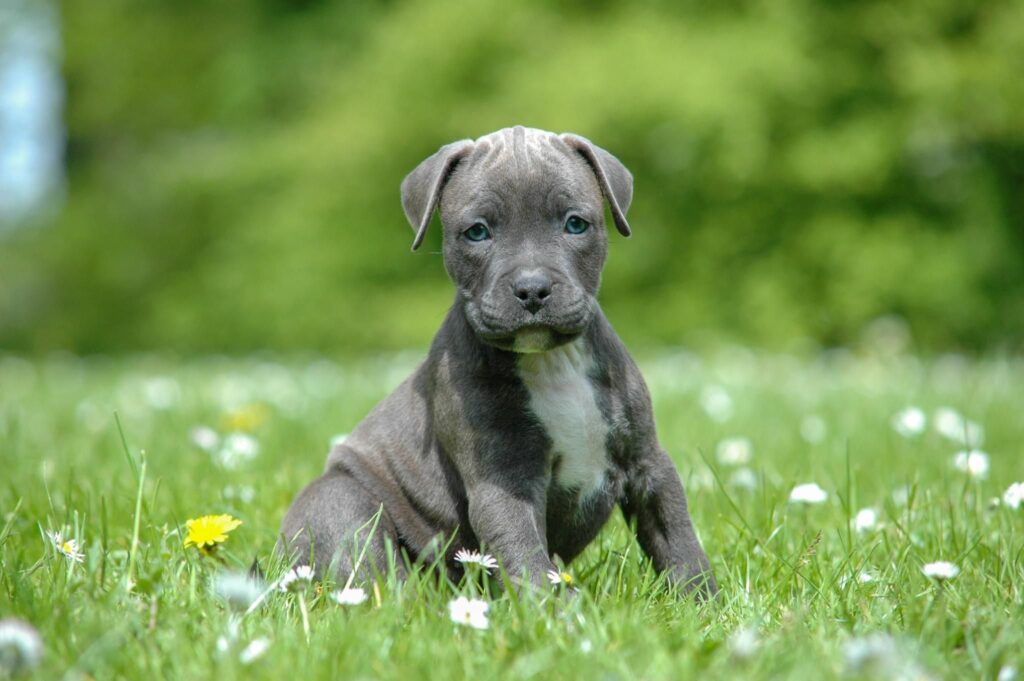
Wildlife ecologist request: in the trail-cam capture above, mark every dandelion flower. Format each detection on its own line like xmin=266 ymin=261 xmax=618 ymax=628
xmin=239 ymin=637 xmax=271 ymax=665
xmin=952 ymin=450 xmax=990 ymax=479
xmin=278 ymin=566 xmax=314 ymax=593
xmin=454 ymin=549 xmax=499 ymax=572
xmin=48 ymin=531 xmax=84 ymax=563
xmin=183 ymin=514 xmax=242 ymax=553
xmin=213 ymin=571 xmax=262 ymax=612
xmin=0 ymin=618 xmax=44 ymax=677
xmin=331 ymin=588 xmax=367 ymax=606
xmin=891 ymin=407 xmax=926 ymax=438
xmin=922 ymin=561 xmax=959 ymax=581
xmin=854 ymin=508 xmax=878 ymax=532
xmin=788 ymin=483 xmax=828 ymax=504
xmin=448 ymin=597 xmax=489 ymax=630
xmin=546 ymin=569 xmax=575 ymax=587
xmin=220 ymin=403 xmax=270 ymax=432
xmin=1002 ymin=482 xmax=1024 ymax=510
xmin=716 ymin=437 xmax=752 ymax=466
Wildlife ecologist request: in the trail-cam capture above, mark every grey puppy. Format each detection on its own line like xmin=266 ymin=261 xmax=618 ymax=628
xmin=281 ymin=126 xmax=716 ymax=596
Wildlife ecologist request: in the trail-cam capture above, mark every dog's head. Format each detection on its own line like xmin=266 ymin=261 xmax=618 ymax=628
xmin=401 ymin=127 xmax=632 ymax=353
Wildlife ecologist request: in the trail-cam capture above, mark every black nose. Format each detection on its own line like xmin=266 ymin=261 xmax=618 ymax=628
xmin=512 ymin=272 xmax=552 ymax=315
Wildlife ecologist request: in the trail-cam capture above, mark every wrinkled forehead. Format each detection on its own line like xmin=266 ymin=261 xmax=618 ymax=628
xmin=440 ymin=129 xmax=602 ymax=219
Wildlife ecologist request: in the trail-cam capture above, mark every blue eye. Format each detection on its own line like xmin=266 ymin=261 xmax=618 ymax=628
xmin=464 ymin=223 xmax=491 ymax=242
xmin=565 ymin=216 xmax=589 ymax=235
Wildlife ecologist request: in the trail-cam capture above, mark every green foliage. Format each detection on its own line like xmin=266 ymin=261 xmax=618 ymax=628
xmin=1 ymin=0 xmax=1022 ymax=353
xmin=1 ymin=351 xmax=1022 ymax=678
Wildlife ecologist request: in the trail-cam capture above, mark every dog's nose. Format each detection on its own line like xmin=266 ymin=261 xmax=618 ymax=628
xmin=511 ymin=272 xmax=552 ymax=315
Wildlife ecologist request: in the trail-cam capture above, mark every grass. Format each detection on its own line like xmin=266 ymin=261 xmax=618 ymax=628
xmin=1 ymin=348 xmax=1022 ymax=680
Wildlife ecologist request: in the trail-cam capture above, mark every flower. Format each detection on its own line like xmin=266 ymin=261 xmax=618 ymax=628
xmin=891 ymin=407 xmax=926 ymax=437
xmin=728 ymin=625 xmax=760 ymax=660
xmin=239 ymin=637 xmax=271 ymax=665
xmin=547 ymin=569 xmax=575 ymax=587
xmin=189 ymin=426 xmax=220 ymax=452
xmin=716 ymin=437 xmax=752 ymax=466
xmin=788 ymin=483 xmax=828 ymax=504
xmin=454 ymin=549 xmax=499 ymax=572
xmin=48 ymin=531 xmax=84 ymax=563
xmin=213 ymin=571 xmax=263 ymax=612
xmin=213 ymin=433 xmax=260 ymax=469
xmin=922 ymin=561 xmax=959 ymax=581
xmin=854 ymin=508 xmax=878 ymax=532
xmin=278 ymin=566 xmax=314 ymax=593
xmin=800 ymin=415 xmax=827 ymax=444
xmin=699 ymin=385 xmax=733 ymax=423
xmin=842 ymin=633 xmax=905 ymax=677
xmin=448 ymin=597 xmax=489 ymax=630
xmin=934 ymin=407 xmax=984 ymax=446
xmin=952 ymin=449 xmax=990 ymax=479
xmin=183 ymin=514 xmax=242 ymax=553
xmin=728 ymin=467 xmax=758 ymax=491
xmin=998 ymin=665 xmax=1018 ymax=681
xmin=331 ymin=588 xmax=367 ymax=606
xmin=1002 ymin=482 xmax=1024 ymax=510
xmin=219 ymin=403 xmax=270 ymax=432
xmin=0 ymin=618 xmax=43 ymax=677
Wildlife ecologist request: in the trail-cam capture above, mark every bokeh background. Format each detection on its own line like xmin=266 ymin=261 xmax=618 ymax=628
xmin=1 ymin=0 xmax=1022 ymax=356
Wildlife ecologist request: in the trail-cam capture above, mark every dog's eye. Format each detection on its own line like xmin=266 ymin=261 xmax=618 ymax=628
xmin=463 ymin=223 xmax=491 ymax=242
xmin=564 ymin=216 xmax=590 ymax=235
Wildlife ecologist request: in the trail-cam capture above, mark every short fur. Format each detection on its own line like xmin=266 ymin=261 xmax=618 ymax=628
xmin=281 ymin=126 xmax=716 ymax=595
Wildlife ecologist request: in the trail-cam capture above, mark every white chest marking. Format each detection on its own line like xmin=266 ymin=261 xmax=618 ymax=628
xmin=518 ymin=340 xmax=609 ymax=497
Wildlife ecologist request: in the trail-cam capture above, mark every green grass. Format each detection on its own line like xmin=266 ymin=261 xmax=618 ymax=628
xmin=1 ymin=349 xmax=1022 ymax=680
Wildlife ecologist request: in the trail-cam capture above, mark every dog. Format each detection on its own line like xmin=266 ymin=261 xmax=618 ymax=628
xmin=281 ymin=126 xmax=716 ymax=596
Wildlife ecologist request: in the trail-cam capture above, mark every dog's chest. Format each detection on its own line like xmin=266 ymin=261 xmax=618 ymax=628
xmin=517 ymin=341 xmax=609 ymax=497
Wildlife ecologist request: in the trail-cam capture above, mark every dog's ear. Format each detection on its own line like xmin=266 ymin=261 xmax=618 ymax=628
xmin=561 ymin=134 xmax=633 ymax=237
xmin=401 ymin=140 xmax=475 ymax=251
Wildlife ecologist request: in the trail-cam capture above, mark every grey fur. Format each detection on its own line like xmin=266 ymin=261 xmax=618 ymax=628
xmin=281 ymin=126 xmax=716 ymax=596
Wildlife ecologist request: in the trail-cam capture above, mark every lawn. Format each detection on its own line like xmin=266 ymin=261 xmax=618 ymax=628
xmin=1 ymin=349 xmax=1021 ymax=680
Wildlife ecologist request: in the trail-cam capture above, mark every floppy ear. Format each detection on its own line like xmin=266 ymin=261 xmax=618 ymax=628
xmin=561 ymin=133 xmax=633 ymax=237
xmin=401 ymin=140 xmax=475 ymax=251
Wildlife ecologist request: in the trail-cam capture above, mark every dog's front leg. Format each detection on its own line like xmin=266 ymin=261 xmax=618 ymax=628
xmin=466 ymin=479 xmax=556 ymax=590
xmin=622 ymin=446 xmax=718 ymax=598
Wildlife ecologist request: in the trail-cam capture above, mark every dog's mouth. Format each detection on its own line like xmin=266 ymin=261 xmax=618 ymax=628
xmin=462 ymin=289 xmax=594 ymax=353
xmin=476 ymin=325 xmax=583 ymax=353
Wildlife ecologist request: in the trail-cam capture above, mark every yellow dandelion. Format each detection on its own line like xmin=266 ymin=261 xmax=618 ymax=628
xmin=184 ymin=514 xmax=242 ymax=553
xmin=219 ymin=404 xmax=270 ymax=433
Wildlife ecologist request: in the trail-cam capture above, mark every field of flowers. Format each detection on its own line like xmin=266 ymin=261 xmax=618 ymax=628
xmin=1 ymin=349 xmax=1022 ymax=680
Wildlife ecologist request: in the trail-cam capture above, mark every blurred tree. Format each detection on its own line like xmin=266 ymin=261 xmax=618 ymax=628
xmin=0 ymin=0 xmax=1021 ymax=354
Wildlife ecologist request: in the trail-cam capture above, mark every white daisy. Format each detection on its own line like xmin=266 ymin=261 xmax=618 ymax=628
xmin=1002 ymin=482 xmax=1024 ymax=510
xmin=854 ymin=508 xmax=878 ymax=532
xmin=48 ymin=531 xmax=84 ymax=563
xmin=214 ymin=571 xmax=262 ymax=612
xmin=997 ymin=665 xmax=1017 ymax=681
xmin=728 ymin=467 xmax=758 ymax=491
xmin=728 ymin=625 xmax=760 ymax=660
xmin=238 ymin=637 xmax=271 ymax=665
xmin=921 ymin=561 xmax=959 ymax=581
xmin=189 ymin=425 xmax=220 ymax=452
xmin=448 ymin=597 xmax=489 ymax=630
xmin=952 ymin=449 xmax=990 ymax=479
xmin=934 ymin=407 xmax=984 ymax=446
xmin=331 ymin=588 xmax=368 ymax=606
xmin=546 ymin=569 xmax=575 ymax=587
xmin=788 ymin=483 xmax=828 ymax=505
xmin=890 ymin=407 xmax=926 ymax=438
xmin=699 ymin=385 xmax=733 ymax=423
xmin=716 ymin=437 xmax=752 ymax=466
xmin=0 ymin=618 xmax=44 ymax=677
xmin=214 ymin=433 xmax=260 ymax=469
xmin=278 ymin=565 xmax=314 ymax=593
xmin=800 ymin=415 xmax=827 ymax=444
xmin=454 ymin=549 xmax=499 ymax=572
